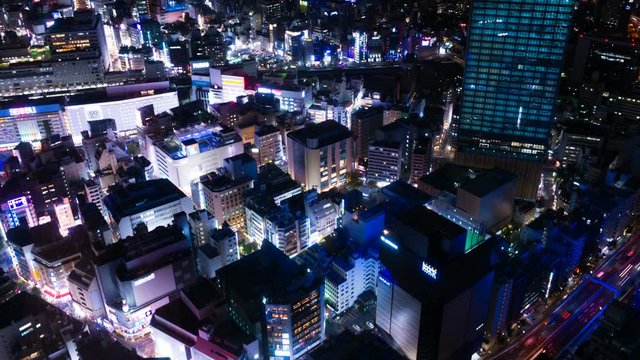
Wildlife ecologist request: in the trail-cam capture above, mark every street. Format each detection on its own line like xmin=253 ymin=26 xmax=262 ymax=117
xmin=488 ymin=230 xmax=640 ymax=360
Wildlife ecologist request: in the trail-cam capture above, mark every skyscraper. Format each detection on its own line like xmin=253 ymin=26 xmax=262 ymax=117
xmin=456 ymin=0 xmax=573 ymax=198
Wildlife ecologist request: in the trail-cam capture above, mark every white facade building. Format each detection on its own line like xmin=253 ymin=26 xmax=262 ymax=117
xmin=65 ymin=90 xmax=179 ymax=143
xmin=325 ymin=251 xmax=380 ymax=313
xmin=150 ymin=124 xmax=244 ymax=197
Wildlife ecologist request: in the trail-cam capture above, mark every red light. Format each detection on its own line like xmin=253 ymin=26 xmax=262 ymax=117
xmin=627 ymin=250 xmax=635 ymax=257
xmin=562 ymin=311 xmax=571 ymax=319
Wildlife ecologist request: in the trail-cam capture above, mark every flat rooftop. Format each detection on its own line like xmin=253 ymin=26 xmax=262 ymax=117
xmin=287 ymin=121 xmax=352 ymax=149
xmin=103 ymin=179 xmax=186 ymax=223
xmin=217 ymin=241 xmax=319 ymax=304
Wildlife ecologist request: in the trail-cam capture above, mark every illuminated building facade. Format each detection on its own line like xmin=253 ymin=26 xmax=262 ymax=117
xmin=195 ymin=172 xmax=253 ymax=231
xmin=352 ymin=31 xmax=368 ymax=62
xmin=94 ymin=223 xmax=196 ymax=342
xmin=253 ymin=124 xmax=284 ymax=166
xmin=456 ymin=0 xmax=573 ymax=198
xmin=0 ymin=105 xmax=65 ymax=150
xmin=376 ymin=206 xmax=495 ymax=360
xmin=257 ymin=83 xmax=312 ymax=113
xmin=325 ymin=250 xmax=380 ymax=314
xmin=151 ymin=124 xmax=244 ymax=196
xmin=32 ymin=237 xmax=82 ymax=299
xmin=217 ymin=241 xmax=325 ymax=359
xmin=0 ymin=195 xmax=38 ymax=232
xmin=287 ymin=121 xmax=354 ymax=192
xmin=367 ymin=141 xmax=402 ymax=186
xmin=45 ymin=10 xmax=110 ymax=70
xmin=65 ymin=88 xmax=179 ymax=144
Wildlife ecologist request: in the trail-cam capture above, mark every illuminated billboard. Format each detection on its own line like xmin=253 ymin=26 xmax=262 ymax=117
xmin=0 ymin=104 xmax=62 ymax=118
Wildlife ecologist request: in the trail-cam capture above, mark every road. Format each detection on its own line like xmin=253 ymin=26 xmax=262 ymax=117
xmin=488 ymin=231 xmax=640 ymax=360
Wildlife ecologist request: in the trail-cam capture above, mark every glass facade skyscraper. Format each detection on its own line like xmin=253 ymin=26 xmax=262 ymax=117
xmin=456 ymin=0 xmax=573 ymax=197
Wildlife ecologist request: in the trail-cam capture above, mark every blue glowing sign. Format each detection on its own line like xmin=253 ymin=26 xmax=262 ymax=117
xmin=380 ymin=235 xmax=398 ymax=250
xmin=0 ymin=104 xmax=62 ymax=118
xmin=7 ymin=196 xmax=27 ymax=210
xmin=421 ymin=261 xmax=438 ymax=279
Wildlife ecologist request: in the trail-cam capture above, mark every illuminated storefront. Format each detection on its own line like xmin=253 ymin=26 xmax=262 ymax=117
xmin=0 ymin=104 xmax=65 ymax=150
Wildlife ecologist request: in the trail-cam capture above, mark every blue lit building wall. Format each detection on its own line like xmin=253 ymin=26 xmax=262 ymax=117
xmin=458 ymin=0 xmax=573 ymax=161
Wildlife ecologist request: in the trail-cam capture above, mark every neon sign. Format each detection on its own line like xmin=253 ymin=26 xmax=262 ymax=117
xmin=421 ymin=261 xmax=438 ymax=279
xmin=7 ymin=196 xmax=28 ymax=210
xmin=191 ymin=61 xmax=210 ymax=69
xmin=9 ymin=107 xmax=37 ymax=116
xmin=380 ymin=235 xmax=398 ymax=250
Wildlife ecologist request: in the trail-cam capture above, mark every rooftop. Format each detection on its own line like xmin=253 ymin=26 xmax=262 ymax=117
xmin=458 ymin=168 xmax=516 ymax=197
xmin=217 ymin=241 xmax=320 ymax=304
xmin=419 ymin=163 xmax=478 ymax=195
xmin=287 ymin=121 xmax=352 ymax=149
xmin=103 ymin=179 xmax=186 ymax=224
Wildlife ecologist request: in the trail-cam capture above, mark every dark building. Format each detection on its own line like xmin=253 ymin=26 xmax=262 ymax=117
xmin=216 ymin=241 xmax=325 ymax=359
xmin=376 ymin=206 xmax=495 ymax=360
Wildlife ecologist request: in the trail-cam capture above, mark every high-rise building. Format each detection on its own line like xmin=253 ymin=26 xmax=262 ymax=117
xmin=46 ymin=10 xmax=110 ymax=70
xmin=376 ymin=206 xmax=495 ymax=360
xmin=287 ymin=121 xmax=354 ymax=192
xmin=217 ymin=241 xmax=325 ymax=359
xmin=187 ymin=209 xmax=217 ymax=246
xmin=195 ymin=172 xmax=253 ymax=231
xmin=352 ymin=107 xmax=384 ymax=161
xmin=367 ymin=141 xmax=402 ymax=186
xmin=456 ymin=0 xmax=573 ymax=198
xmin=409 ymin=136 xmax=432 ymax=185
xmin=325 ymin=249 xmax=380 ymax=314
xmin=254 ymin=124 xmax=285 ymax=166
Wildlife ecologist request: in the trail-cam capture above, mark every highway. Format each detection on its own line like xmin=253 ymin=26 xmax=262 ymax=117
xmin=488 ymin=231 xmax=640 ymax=360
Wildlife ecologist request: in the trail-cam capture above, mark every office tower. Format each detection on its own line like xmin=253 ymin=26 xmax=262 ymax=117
xmin=352 ymin=107 xmax=384 ymax=161
xmin=456 ymin=0 xmax=573 ymax=198
xmin=194 ymin=170 xmax=253 ymax=231
xmin=187 ymin=209 xmax=217 ymax=246
xmin=102 ymin=179 xmax=194 ymax=239
xmin=254 ymin=124 xmax=285 ymax=166
xmin=94 ymin=223 xmax=196 ymax=342
xmin=191 ymin=28 xmax=227 ymax=67
xmin=376 ymin=206 xmax=495 ymax=360
xmin=367 ymin=140 xmax=402 ymax=186
xmin=287 ymin=121 xmax=354 ymax=192
xmin=325 ymin=250 xmax=380 ymax=314
xmin=217 ymin=241 xmax=325 ymax=359
xmin=244 ymin=194 xmax=311 ymax=257
xmin=410 ymin=136 xmax=432 ymax=185
xmin=46 ymin=10 xmax=109 ymax=70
